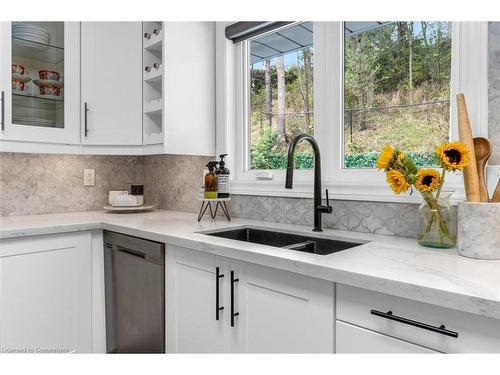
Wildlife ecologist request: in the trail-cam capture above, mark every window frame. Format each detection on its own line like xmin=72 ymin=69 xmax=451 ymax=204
xmin=217 ymin=22 xmax=489 ymax=203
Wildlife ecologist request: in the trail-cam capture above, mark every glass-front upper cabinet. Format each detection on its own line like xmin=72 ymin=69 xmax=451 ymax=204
xmin=0 ymin=22 xmax=80 ymax=146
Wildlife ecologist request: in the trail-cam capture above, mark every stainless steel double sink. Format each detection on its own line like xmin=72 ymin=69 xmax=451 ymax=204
xmin=205 ymin=227 xmax=366 ymax=255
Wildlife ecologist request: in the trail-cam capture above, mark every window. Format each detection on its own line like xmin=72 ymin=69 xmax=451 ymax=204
xmin=225 ymin=22 xmax=488 ymax=201
xmin=248 ymin=22 xmax=314 ymax=170
xmin=343 ymin=22 xmax=452 ymax=169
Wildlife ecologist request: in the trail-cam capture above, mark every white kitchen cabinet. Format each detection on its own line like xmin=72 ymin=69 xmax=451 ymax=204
xmin=166 ymin=246 xmax=230 ymax=353
xmin=230 ymin=259 xmax=334 ymax=353
xmin=161 ymin=22 xmax=215 ymax=156
xmin=166 ymin=245 xmax=334 ymax=353
xmin=0 ymin=232 xmax=92 ymax=353
xmin=81 ymin=22 xmax=143 ymax=146
xmin=336 ymin=284 xmax=500 ymax=353
xmin=0 ymin=22 xmax=80 ymax=148
xmin=336 ymin=321 xmax=438 ymax=353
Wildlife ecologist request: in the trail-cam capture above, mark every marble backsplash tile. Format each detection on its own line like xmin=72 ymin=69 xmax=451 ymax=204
xmin=0 ymin=153 xmax=144 ymax=216
xmin=489 ymin=22 xmax=500 ymax=164
xmin=142 ymin=155 xmax=419 ymax=237
xmin=228 ymin=194 xmax=420 ymax=238
xmin=143 ymin=154 xmax=213 ymax=213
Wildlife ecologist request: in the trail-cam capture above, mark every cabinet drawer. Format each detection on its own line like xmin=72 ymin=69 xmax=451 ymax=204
xmin=337 ymin=284 xmax=500 ymax=353
xmin=336 ymin=321 xmax=438 ymax=353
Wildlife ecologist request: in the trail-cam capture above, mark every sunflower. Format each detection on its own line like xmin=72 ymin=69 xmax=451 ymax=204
xmin=415 ymin=168 xmax=441 ymax=193
xmin=376 ymin=145 xmax=395 ymax=170
xmin=386 ymin=169 xmax=410 ymax=195
xmin=436 ymin=142 xmax=469 ymax=171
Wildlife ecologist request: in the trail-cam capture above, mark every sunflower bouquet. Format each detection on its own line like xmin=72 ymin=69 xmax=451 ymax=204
xmin=377 ymin=142 xmax=470 ymax=248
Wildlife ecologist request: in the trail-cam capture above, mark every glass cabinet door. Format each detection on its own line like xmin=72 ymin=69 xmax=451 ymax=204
xmin=11 ymin=22 xmax=65 ymax=129
xmin=1 ymin=21 xmax=79 ymax=147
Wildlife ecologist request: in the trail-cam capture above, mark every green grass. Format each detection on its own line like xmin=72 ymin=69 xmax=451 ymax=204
xmin=344 ymin=104 xmax=449 ymax=155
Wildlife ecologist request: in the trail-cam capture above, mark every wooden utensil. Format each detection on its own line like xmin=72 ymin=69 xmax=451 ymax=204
xmin=457 ymin=94 xmax=481 ymax=202
xmin=473 ymin=137 xmax=492 ymax=202
xmin=492 ymin=179 xmax=500 ymax=202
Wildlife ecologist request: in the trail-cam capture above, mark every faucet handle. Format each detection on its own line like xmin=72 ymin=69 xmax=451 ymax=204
xmin=325 ymin=189 xmax=333 ymax=214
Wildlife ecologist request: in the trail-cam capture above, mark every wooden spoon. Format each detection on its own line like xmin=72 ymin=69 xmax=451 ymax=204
xmin=492 ymin=179 xmax=500 ymax=202
xmin=473 ymin=137 xmax=492 ymax=202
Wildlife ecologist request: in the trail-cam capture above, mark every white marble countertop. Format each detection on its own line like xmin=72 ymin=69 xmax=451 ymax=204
xmin=1 ymin=209 xmax=500 ymax=320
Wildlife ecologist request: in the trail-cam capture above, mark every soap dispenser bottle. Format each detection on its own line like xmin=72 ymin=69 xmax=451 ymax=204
xmin=215 ymin=154 xmax=230 ymax=198
xmin=204 ymin=161 xmax=219 ymax=199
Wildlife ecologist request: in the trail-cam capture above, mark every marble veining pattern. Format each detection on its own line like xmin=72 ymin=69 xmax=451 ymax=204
xmin=1 ymin=209 xmax=499 ymax=320
xmin=143 ymin=154 xmax=213 ymax=213
xmin=229 ymin=195 xmax=419 ymax=238
xmin=458 ymin=202 xmax=500 ymax=260
xmin=0 ymin=153 xmax=144 ymax=216
xmin=489 ymin=22 xmax=500 ymax=164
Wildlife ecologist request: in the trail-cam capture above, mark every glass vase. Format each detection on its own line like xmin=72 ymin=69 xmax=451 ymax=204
xmin=417 ymin=192 xmax=457 ymax=249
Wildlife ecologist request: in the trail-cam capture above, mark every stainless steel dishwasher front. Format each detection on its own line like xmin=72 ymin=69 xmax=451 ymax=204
xmin=104 ymin=231 xmax=165 ymax=353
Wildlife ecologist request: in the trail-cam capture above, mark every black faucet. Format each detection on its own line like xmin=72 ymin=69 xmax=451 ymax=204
xmin=285 ymin=134 xmax=333 ymax=232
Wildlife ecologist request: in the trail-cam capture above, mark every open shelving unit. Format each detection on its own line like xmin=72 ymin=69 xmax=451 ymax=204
xmin=11 ymin=22 xmax=65 ymax=129
xmin=143 ymin=21 xmax=164 ymax=145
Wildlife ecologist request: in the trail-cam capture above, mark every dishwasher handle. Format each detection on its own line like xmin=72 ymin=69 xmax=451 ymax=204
xmin=115 ymin=245 xmax=146 ymax=259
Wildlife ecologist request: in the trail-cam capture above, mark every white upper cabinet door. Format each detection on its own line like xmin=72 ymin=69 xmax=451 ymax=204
xmin=163 ymin=22 xmax=215 ymax=156
xmin=229 ymin=260 xmax=335 ymax=353
xmin=166 ymin=245 xmax=231 ymax=353
xmin=0 ymin=22 xmax=80 ymax=146
xmin=81 ymin=22 xmax=142 ymax=145
xmin=0 ymin=232 xmax=92 ymax=353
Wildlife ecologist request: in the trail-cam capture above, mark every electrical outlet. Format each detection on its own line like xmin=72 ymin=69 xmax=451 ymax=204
xmin=84 ymin=169 xmax=95 ymax=186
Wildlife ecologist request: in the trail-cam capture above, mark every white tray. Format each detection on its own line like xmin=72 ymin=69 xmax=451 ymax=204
xmin=103 ymin=205 xmax=154 ymax=212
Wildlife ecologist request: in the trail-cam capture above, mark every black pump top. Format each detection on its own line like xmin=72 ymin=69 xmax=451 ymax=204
xmin=206 ymin=161 xmax=218 ymax=172
xmin=219 ymin=154 xmax=228 ymax=167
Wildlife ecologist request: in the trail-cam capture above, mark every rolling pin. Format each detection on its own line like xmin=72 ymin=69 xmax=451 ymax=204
xmin=457 ymin=94 xmax=480 ymax=202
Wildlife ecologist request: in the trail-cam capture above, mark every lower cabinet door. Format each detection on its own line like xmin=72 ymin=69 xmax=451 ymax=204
xmin=166 ymin=245 xmax=230 ymax=353
xmin=0 ymin=232 xmax=92 ymax=353
xmin=230 ymin=260 xmax=335 ymax=353
xmin=336 ymin=321 xmax=438 ymax=353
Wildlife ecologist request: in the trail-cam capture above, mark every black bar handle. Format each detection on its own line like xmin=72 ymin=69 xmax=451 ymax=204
xmin=115 ymin=245 xmax=146 ymax=259
xmin=230 ymin=270 xmax=239 ymax=327
xmin=370 ymin=309 xmax=458 ymax=338
xmin=215 ymin=267 xmax=224 ymax=320
xmin=84 ymin=102 xmax=89 ymax=137
xmin=1 ymin=91 xmax=5 ymax=131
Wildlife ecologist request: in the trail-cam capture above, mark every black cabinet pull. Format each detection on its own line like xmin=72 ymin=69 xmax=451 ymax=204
xmin=1 ymin=91 xmax=5 ymax=131
xmin=230 ymin=270 xmax=239 ymax=327
xmin=84 ymin=102 xmax=89 ymax=137
xmin=370 ymin=309 xmax=458 ymax=338
xmin=215 ymin=267 xmax=224 ymax=320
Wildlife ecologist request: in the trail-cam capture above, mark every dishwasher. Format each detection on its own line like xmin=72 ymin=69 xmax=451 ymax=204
xmin=104 ymin=231 xmax=165 ymax=353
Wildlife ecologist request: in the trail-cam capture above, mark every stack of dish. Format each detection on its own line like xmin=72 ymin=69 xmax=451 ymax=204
xmin=34 ymin=70 xmax=63 ymax=99
xmin=12 ymin=23 xmax=51 ymax=45
xmin=12 ymin=117 xmax=56 ymax=127
xmin=11 ymin=64 xmax=32 ymax=94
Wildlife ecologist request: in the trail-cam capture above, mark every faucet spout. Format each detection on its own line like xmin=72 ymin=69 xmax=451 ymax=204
xmin=285 ymin=134 xmax=332 ymax=231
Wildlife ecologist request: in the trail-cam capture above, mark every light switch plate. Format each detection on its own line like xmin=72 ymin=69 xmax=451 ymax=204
xmin=84 ymin=169 xmax=95 ymax=186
